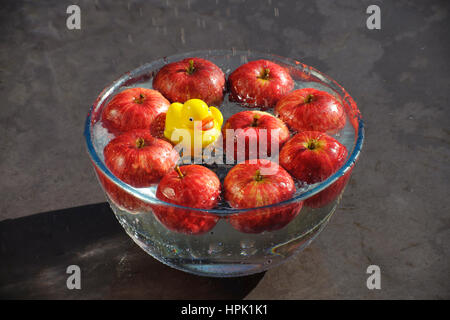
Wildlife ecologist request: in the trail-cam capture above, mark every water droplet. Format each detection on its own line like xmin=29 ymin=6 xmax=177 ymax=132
xmin=218 ymin=22 xmax=223 ymax=31
xmin=180 ymin=27 xmax=185 ymax=44
xmin=240 ymin=247 xmax=258 ymax=256
xmin=274 ymin=7 xmax=279 ymax=17
xmin=208 ymin=242 xmax=223 ymax=254
xmin=174 ymin=6 xmax=178 ymax=17
xmin=240 ymin=240 xmax=255 ymax=248
xmin=240 ymin=240 xmax=257 ymax=256
xmin=128 ymin=34 xmax=133 ymax=43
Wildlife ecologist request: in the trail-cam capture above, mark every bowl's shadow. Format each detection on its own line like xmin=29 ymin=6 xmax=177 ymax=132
xmin=0 ymin=203 xmax=265 ymax=299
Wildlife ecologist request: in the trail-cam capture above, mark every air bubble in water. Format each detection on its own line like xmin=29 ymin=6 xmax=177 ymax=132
xmin=240 ymin=239 xmax=255 ymax=248
xmin=92 ymin=122 xmax=115 ymax=162
xmin=240 ymin=247 xmax=258 ymax=257
xmin=208 ymin=242 xmax=224 ymax=254
xmin=240 ymin=240 xmax=257 ymax=256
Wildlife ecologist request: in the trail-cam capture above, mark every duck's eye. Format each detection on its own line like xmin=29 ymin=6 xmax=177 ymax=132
xmin=189 ymin=117 xmax=194 ymax=122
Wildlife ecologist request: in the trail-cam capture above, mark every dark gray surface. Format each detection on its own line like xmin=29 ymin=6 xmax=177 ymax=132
xmin=0 ymin=0 xmax=449 ymax=299
xmin=0 ymin=203 xmax=264 ymax=299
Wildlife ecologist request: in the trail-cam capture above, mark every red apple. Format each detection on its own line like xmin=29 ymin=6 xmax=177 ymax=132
xmin=224 ymin=160 xmax=302 ymax=233
xmin=228 ymin=59 xmax=294 ymax=108
xmin=305 ymin=168 xmax=352 ymax=208
xmin=102 ymin=87 xmax=170 ymax=134
xmin=152 ymin=57 xmax=225 ymax=106
xmin=94 ymin=166 xmax=151 ymax=213
xmin=103 ymin=129 xmax=179 ymax=187
xmin=153 ymin=165 xmax=221 ymax=235
xmin=275 ymin=88 xmax=346 ymax=134
xmin=149 ymin=112 xmax=167 ymax=140
xmin=222 ymin=110 xmax=290 ymax=160
xmin=279 ymin=131 xmax=349 ymax=208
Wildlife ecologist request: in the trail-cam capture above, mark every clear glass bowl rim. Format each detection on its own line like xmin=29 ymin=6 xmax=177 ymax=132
xmin=84 ymin=49 xmax=364 ymax=217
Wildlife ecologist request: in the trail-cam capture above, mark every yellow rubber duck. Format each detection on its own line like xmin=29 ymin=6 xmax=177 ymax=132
xmin=164 ymin=99 xmax=223 ymax=154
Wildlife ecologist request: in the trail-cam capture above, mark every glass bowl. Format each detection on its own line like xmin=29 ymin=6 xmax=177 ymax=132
xmin=84 ymin=50 xmax=364 ymax=277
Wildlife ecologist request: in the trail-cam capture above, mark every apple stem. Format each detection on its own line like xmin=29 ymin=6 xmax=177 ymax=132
xmin=259 ymin=68 xmax=271 ymax=80
xmin=255 ymin=170 xmax=263 ymax=181
xmin=305 ymin=94 xmax=314 ymax=103
xmin=251 ymin=115 xmax=259 ymax=127
xmin=175 ymin=166 xmax=184 ymax=178
xmin=134 ymin=93 xmax=145 ymax=104
xmin=136 ymin=137 xmax=146 ymax=148
xmin=307 ymin=139 xmax=317 ymax=150
xmin=186 ymin=59 xmax=195 ymax=74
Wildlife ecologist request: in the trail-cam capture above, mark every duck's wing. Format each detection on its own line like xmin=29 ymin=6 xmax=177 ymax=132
xmin=164 ymin=102 xmax=183 ymax=137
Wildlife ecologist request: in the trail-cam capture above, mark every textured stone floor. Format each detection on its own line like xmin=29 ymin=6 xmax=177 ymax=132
xmin=0 ymin=0 xmax=449 ymax=299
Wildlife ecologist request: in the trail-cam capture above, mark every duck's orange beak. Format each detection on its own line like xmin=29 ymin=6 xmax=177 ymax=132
xmin=201 ymin=116 xmax=214 ymax=131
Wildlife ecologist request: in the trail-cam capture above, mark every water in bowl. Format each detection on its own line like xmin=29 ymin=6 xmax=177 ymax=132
xmin=91 ymin=56 xmax=355 ymax=277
